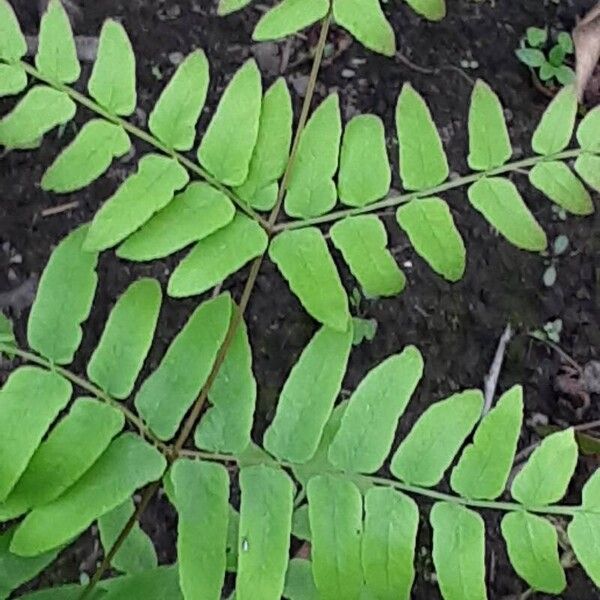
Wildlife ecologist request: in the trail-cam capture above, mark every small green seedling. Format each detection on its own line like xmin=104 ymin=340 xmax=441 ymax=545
xmin=349 ymin=288 xmax=378 ymax=346
xmin=516 ymin=27 xmax=575 ymax=86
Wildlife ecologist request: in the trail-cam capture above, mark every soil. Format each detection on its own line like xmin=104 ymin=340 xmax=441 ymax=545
xmin=1 ymin=0 xmax=599 ymax=598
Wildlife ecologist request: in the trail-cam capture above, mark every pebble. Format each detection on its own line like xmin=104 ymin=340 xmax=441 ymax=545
xmin=341 ymin=68 xmax=356 ymax=79
xmin=168 ymin=51 xmax=184 ymax=66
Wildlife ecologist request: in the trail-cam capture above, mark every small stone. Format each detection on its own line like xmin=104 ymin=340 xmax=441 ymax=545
xmin=165 ymin=5 xmax=181 ymax=19
xmin=289 ymin=74 xmax=309 ymax=97
xmin=7 ymin=268 xmax=17 ymax=283
xmin=168 ymin=51 xmax=184 ymax=66
xmin=252 ymin=43 xmax=280 ymax=77
xmin=9 ymin=253 xmax=22 ymax=264
xmin=469 ymin=60 xmax=479 ymax=69
xmin=341 ymin=68 xmax=356 ymax=78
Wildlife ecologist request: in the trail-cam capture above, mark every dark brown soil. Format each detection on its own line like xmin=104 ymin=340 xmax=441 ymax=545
xmin=1 ymin=0 xmax=599 ymax=598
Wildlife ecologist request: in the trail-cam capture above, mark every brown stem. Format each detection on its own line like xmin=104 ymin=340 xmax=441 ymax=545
xmin=80 ymin=13 xmax=332 ymax=598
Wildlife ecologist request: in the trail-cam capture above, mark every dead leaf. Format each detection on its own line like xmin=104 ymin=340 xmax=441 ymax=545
xmin=573 ymin=2 xmax=600 ymax=100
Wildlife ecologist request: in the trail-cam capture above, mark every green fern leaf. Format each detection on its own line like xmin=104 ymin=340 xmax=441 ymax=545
xmin=36 ymin=0 xmax=80 ymax=83
xmin=568 ymin=470 xmax=600 ymax=586
xmin=501 ymin=511 xmax=565 ymax=593
xmin=0 ymin=367 xmax=71 ymax=503
xmin=88 ymin=20 xmax=137 ymax=116
xmin=307 ymin=475 xmax=363 ymax=600
xmin=100 ymin=566 xmax=182 ymax=599
xmin=269 ymin=228 xmax=350 ymax=331
xmin=253 ymin=0 xmax=329 ymax=41
xmin=450 ymin=385 xmax=523 ymax=500
xmin=529 ymin=161 xmax=594 ymax=215
xmin=396 ymin=197 xmax=466 ymax=281
xmin=391 ymin=389 xmax=483 ymax=487
xmin=12 ymin=584 xmax=83 ymax=599
xmin=84 ymin=154 xmax=189 ymax=252
xmin=285 ymin=94 xmax=342 ymax=218
xmin=98 ymin=499 xmax=157 ymax=575
xmin=468 ymin=80 xmax=512 ymax=170
xmin=15 ymin=567 xmax=182 ymax=599
xmin=87 ymin=279 xmax=162 ymax=399
xmin=168 ymin=213 xmax=267 ymax=297
xmin=0 ymin=85 xmax=76 ymax=149
xmin=0 ymin=398 xmax=123 ymax=522
xmin=0 ymin=0 xmax=26 ymax=62
xmin=218 ymin=0 xmax=253 ymax=16
xmin=134 ymin=293 xmax=232 ymax=441
xmin=264 ymin=325 xmax=352 ymax=463
xmin=338 ymin=115 xmax=391 ymax=207
xmin=405 ymin=0 xmax=445 ymax=20
xmin=195 ymin=305 xmax=256 ymax=454
xmin=468 ymin=177 xmax=547 ymax=251
xmin=330 ymin=216 xmax=405 ymax=298
xmin=291 ymin=505 xmax=311 ymax=541
xmin=235 ymin=78 xmax=293 ymax=211
xmin=10 ymin=433 xmax=165 ymax=557
xmin=148 ymin=50 xmax=209 ymax=151
xmin=27 ymin=226 xmax=98 ymax=365
xmin=575 ymin=153 xmax=600 ymax=192
xmin=237 ymin=465 xmax=294 ymax=600
xmin=430 ymin=502 xmax=486 ymax=600
xmin=0 ymin=527 xmax=58 ymax=600
xmin=576 ymin=105 xmax=600 ymax=152
xmin=0 ymin=63 xmax=27 ymax=97
xmin=531 ymin=85 xmax=577 ymax=155
xmin=284 ymin=558 xmax=319 ymax=600
xmin=197 ymin=59 xmax=262 ymax=186
xmin=292 ymin=402 xmax=347 ymax=487
xmin=396 ymin=83 xmax=448 ymax=191
xmin=117 ymin=183 xmax=235 ymax=261
xmin=41 ymin=119 xmax=131 ymax=193
xmin=362 ymin=487 xmax=419 ymax=599
xmin=511 ymin=428 xmax=578 ymax=506
xmin=328 ymin=346 xmax=423 ymax=473
xmin=333 ymin=0 xmax=395 ymax=57
xmin=171 ymin=459 xmax=229 ymax=600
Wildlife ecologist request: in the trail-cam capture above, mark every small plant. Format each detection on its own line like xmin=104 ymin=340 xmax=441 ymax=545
xmin=349 ymin=288 xmax=378 ymax=346
xmin=516 ymin=26 xmax=575 ymax=86
xmin=1 ymin=241 xmax=600 ymax=599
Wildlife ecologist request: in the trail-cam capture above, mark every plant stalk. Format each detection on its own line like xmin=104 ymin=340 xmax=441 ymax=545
xmin=271 ymin=148 xmax=584 ymax=232
xmin=180 ymin=449 xmax=588 ymax=518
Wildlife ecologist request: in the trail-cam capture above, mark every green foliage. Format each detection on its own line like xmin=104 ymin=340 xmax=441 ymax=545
xmin=1 ymin=2 xmax=600 ymax=599
xmin=197 ymin=59 xmax=262 ymax=186
xmin=27 ymin=226 xmax=98 ymax=365
xmin=0 ymin=247 xmax=599 ymax=596
xmin=149 ymin=50 xmax=209 ymax=151
xmin=1 ymin=1 xmax=596 ymax=334
xmin=516 ymin=27 xmax=575 ymax=86
xmin=134 ymin=293 xmax=232 ymax=441
xmin=225 ymin=0 xmax=445 ymax=50
xmin=171 ymin=460 xmax=230 ymax=599
xmin=98 ymin=499 xmax=157 ymax=575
